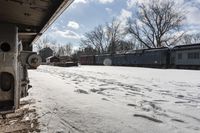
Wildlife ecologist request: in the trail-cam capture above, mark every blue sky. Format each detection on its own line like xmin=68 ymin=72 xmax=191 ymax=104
xmin=37 ymin=0 xmax=200 ymax=49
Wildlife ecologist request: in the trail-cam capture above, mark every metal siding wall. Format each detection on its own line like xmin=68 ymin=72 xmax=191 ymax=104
xmin=0 ymin=24 xmax=19 ymax=111
xmin=176 ymin=49 xmax=200 ymax=65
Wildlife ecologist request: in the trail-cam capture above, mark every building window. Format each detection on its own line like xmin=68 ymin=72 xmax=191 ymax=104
xmin=188 ymin=52 xmax=200 ymax=59
xmin=178 ymin=53 xmax=182 ymax=60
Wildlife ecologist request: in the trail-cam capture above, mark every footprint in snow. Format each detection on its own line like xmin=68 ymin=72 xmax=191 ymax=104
xmin=90 ymin=88 xmax=99 ymax=93
xmin=74 ymin=89 xmax=89 ymax=94
xmin=171 ymin=118 xmax=185 ymax=123
xmin=102 ymin=98 xmax=109 ymax=101
xmin=127 ymin=103 xmax=137 ymax=107
xmin=133 ymin=114 xmax=163 ymax=123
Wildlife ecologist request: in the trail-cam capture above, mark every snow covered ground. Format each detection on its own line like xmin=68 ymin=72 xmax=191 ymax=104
xmin=28 ymin=65 xmax=200 ymax=133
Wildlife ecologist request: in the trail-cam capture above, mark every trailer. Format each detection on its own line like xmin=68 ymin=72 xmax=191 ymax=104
xmin=0 ymin=0 xmax=74 ymax=113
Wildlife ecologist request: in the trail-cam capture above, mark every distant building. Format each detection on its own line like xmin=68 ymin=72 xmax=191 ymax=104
xmin=46 ymin=56 xmax=60 ymax=64
xmin=39 ymin=47 xmax=53 ymax=62
xmin=59 ymin=56 xmax=72 ymax=63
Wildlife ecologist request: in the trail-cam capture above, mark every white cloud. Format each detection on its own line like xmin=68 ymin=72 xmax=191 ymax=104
xmin=98 ymin=0 xmax=114 ymax=4
xmin=186 ymin=28 xmax=200 ymax=35
xmin=74 ymin=0 xmax=115 ymax=4
xmin=71 ymin=0 xmax=88 ymax=8
xmin=126 ymin=0 xmax=155 ymax=9
xmin=67 ymin=21 xmax=80 ymax=29
xmin=105 ymin=8 xmax=112 ymax=14
xmin=116 ymin=9 xmax=132 ymax=32
xmin=185 ymin=6 xmax=200 ymax=25
xmin=127 ymin=0 xmax=135 ymax=9
xmin=55 ymin=30 xmax=82 ymax=39
xmin=126 ymin=0 xmax=186 ymax=9
xmin=50 ymin=25 xmax=58 ymax=31
xmin=118 ymin=9 xmax=132 ymax=22
xmin=182 ymin=1 xmax=200 ymax=26
xmin=74 ymin=0 xmax=88 ymax=4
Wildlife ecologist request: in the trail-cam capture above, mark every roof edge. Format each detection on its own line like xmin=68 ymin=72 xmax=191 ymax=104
xmin=31 ymin=0 xmax=74 ymax=45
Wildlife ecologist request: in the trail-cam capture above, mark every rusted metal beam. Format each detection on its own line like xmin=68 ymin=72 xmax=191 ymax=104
xmin=18 ymin=32 xmax=38 ymax=36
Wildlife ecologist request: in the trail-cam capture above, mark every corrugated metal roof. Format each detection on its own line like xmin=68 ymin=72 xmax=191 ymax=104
xmin=0 ymin=0 xmax=73 ymax=50
xmin=173 ymin=43 xmax=200 ymax=50
xmin=174 ymin=43 xmax=200 ymax=48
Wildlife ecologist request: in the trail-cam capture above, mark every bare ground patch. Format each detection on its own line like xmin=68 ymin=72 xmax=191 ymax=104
xmin=0 ymin=99 xmax=40 ymax=133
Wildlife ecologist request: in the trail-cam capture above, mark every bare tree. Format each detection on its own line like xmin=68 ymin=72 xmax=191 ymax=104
xmin=64 ymin=43 xmax=73 ymax=56
xmin=55 ymin=43 xmax=74 ymax=57
xmin=42 ymin=36 xmax=50 ymax=47
xmin=33 ymin=39 xmax=44 ymax=53
xmin=80 ymin=25 xmax=108 ymax=54
xmin=81 ymin=19 xmax=125 ymax=54
xmin=33 ymin=36 xmax=52 ymax=52
xmin=33 ymin=35 xmax=59 ymax=55
xmin=106 ymin=19 xmax=124 ymax=54
xmin=181 ymin=33 xmax=200 ymax=45
xmin=192 ymin=33 xmax=200 ymax=43
xmin=49 ymin=40 xmax=58 ymax=55
xmin=180 ymin=34 xmax=193 ymax=45
xmin=57 ymin=45 xmax=65 ymax=56
xmin=128 ymin=0 xmax=185 ymax=48
xmin=117 ymin=40 xmax=135 ymax=53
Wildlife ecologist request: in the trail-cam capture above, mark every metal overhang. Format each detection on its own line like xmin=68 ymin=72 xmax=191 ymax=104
xmin=0 ymin=0 xmax=74 ymax=50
